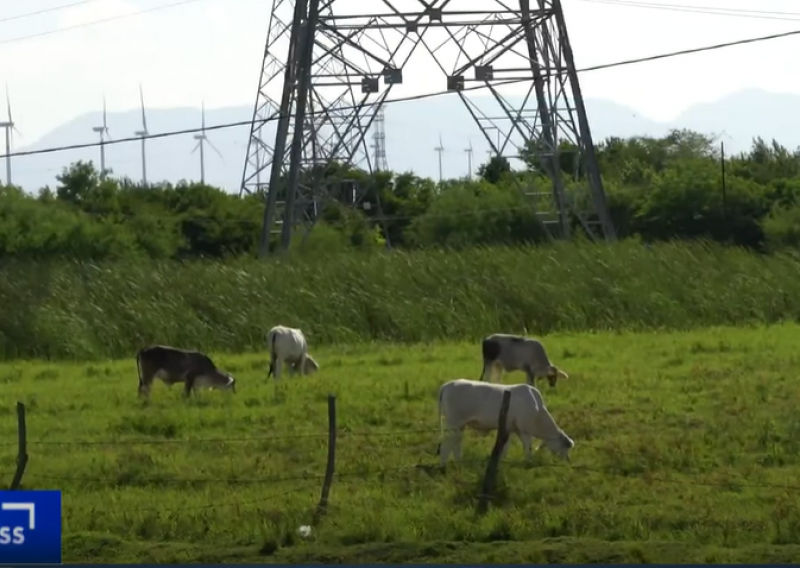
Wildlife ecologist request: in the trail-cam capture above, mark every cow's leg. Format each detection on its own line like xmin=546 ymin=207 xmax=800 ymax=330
xmin=138 ymin=370 xmax=157 ymax=398
xmin=523 ymin=364 xmax=535 ymax=386
xmin=183 ymin=372 xmax=197 ymax=398
xmin=499 ymin=436 xmax=513 ymax=460
xmin=439 ymin=427 xmax=463 ymax=466
xmin=492 ymin=362 xmax=505 ymax=384
xmin=519 ymin=433 xmax=534 ymax=460
xmin=297 ymin=354 xmax=308 ymax=376
xmin=273 ymin=356 xmax=284 ymax=380
xmin=479 ymin=360 xmax=492 ymax=382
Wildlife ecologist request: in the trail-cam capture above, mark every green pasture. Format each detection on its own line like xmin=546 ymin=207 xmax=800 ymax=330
xmin=1 ymin=324 xmax=800 ymax=563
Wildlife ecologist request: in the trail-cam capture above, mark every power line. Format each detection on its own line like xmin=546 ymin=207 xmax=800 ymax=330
xmin=0 ymin=0 xmax=100 ymax=24
xmin=578 ymin=27 xmax=800 ymax=72
xmin=574 ymin=0 xmax=800 ymax=22
xmin=0 ymin=0 xmax=214 ymax=46
xmin=5 ymin=27 xmax=800 ymax=161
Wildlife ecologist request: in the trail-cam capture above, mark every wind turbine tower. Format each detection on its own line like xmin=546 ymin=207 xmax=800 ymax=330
xmin=134 ymin=84 xmax=149 ymax=185
xmin=91 ymin=97 xmax=111 ymax=177
xmin=434 ymin=134 xmax=444 ymax=183
xmin=464 ymin=140 xmax=473 ymax=179
xmin=192 ymin=101 xmax=224 ymax=184
xmin=0 ymin=87 xmax=21 ymax=187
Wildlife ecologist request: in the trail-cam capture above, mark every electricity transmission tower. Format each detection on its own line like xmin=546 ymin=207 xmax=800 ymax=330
xmin=240 ymin=0 xmax=616 ymax=256
xmin=371 ymin=106 xmax=388 ymax=172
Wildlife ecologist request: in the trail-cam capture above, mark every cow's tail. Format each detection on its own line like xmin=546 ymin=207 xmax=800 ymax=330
xmin=267 ymin=330 xmax=276 ymax=377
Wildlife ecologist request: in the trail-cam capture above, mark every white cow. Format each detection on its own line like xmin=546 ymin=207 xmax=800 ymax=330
xmin=266 ymin=325 xmax=319 ymax=380
xmin=437 ymin=379 xmax=573 ymax=466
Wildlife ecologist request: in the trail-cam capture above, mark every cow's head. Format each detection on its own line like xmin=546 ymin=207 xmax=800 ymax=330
xmin=303 ymin=356 xmax=320 ymax=376
xmin=221 ymin=372 xmax=236 ymax=393
xmin=543 ymin=432 xmax=574 ymax=462
xmin=546 ymin=366 xmax=565 ymax=388
xmin=196 ymin=370 xmax=236 ymax=393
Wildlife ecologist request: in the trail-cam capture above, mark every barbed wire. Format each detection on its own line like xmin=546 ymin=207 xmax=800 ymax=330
xmin=18 ymin=455 xmax=800 ymax=508
xmin=0 ymin=425 xmax=442 ymax=448
xmin=7 ymin=435 xmax=800 ymax=493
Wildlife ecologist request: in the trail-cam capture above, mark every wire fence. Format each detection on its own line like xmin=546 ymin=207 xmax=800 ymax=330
xmin=4 ymin=396 xmax=799 ymax=523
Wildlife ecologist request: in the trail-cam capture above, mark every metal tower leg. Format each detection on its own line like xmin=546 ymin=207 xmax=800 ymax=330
xmin=240 ymin=0 xmax=615 ymax=254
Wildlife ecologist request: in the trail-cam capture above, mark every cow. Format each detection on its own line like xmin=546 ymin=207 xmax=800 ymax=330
xmin=478 ymin=333 xmax=569 ymax=387
xmin=266 ymin=326 xmax=319 ymax=380
xmin=436 ymin=379 xmax=574 ymax=466
xmin=136 ymin=345 xmax=236 ymax=399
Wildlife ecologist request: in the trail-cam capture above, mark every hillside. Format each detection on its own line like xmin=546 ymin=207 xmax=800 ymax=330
xmin=10 ymin=88 xmax=798 ymax=193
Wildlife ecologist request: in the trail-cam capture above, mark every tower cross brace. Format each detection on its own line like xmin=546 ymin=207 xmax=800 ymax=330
xmin=239 ymin=0 xmax=616 ymax=256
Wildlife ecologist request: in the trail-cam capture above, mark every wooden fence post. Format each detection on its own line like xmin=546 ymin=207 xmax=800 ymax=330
xmin=9 ymin=402 xmax=28 ymax=490
xmin=312 ymin=394 xmax=337 ymax=525
xmin=477 ymin=389 xmax=511 ymax=514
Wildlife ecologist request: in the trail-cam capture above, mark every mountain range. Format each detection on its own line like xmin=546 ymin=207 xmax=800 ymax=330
xmin=7 ymin=88 xmax=800 ymax=193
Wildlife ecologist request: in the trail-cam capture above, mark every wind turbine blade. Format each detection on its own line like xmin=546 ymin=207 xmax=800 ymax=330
xmin=191 ymin=140 xmax=200 ymax=154
xmin=206 ymin=138 xmax=225 ymax=162
xmin=5 ymin=84 xmax=11 ymax=123
xmin=102 ymin=96 xmax=108 ymax=129
xmin=201 ymin=100 xmax=206 ymax=131
xmin=139 ymin=83 xmax=148 ymax=131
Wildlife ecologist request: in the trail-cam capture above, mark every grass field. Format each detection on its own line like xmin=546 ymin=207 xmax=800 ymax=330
xmin=3 ymin=324 xmax=800 ymax=563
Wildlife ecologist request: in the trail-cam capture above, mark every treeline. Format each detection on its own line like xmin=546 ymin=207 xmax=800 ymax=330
xmin=2 ymin=128 xmax=800 ymax=260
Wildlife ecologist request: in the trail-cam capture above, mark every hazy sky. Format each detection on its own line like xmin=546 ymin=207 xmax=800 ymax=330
xmin=2 ymin=0 xmax=800 ymax=144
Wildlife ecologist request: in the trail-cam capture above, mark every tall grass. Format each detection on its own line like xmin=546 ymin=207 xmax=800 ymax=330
xmin=1 ymin=240 xmax=799 ymax=360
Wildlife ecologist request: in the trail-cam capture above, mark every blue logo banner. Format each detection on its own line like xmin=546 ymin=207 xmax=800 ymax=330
xmin=0 ymin=490 xmax=61 ymax=565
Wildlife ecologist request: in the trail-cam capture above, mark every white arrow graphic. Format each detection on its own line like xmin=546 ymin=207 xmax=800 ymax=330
xmin=2 ymin=502 xmax=35 ymax=530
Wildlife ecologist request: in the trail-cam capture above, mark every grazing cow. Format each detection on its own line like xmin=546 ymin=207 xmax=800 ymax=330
xmin=478 ymin=333 xmax=569 ymax=387
xmin=266 ymin=325 xmax=319 ymax=380
xmin=436 ymin=379 xmax=574 ymax=466
xmin=136 ymin=345 xmax=236 ymax=398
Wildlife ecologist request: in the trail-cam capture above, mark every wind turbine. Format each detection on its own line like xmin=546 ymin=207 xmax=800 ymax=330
xmin=434 ymin=133 xmax=444 ymax=182
xmin=134 ymin=84 xmax=149 ymax=185
xmin=0 ymin=86 xmax=21 ymax=187
xmin=192 ymin=101 xmax=224 ymax=184
xmin=464 ymin=139 xmax=473 ymax=179
xmin=91 ymin=96 xmax=112 ymax=177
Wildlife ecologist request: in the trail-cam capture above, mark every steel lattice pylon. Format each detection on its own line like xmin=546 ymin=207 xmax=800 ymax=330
xmin=239 ymin=0 xmax=616 ymax=256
